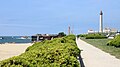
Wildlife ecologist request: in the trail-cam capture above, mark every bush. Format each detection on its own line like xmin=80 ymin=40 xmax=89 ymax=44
xmin=58 ymin=32 xmax=66 ymax=37
xmin=77 ymin=34 xmax=87 ymax=38
xmin=85 ymin=33 xmax=107 ymax=39
xmin=0 ymin=35 xmax=80 ymax=67
xmin=107 ymin=35 xmax=120 ymax=47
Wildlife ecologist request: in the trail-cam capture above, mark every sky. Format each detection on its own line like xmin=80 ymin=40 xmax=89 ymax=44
xmin=0 ymin=0 xmax=120 ymax=36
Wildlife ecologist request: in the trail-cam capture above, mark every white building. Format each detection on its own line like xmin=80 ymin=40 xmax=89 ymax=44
xmin=103 ymin=27 xmax=118 ymax=33
xmin=103 ymin=27 xmax=111 ymax=33
xmin=88 ymin=29 xmax=95 ymax=33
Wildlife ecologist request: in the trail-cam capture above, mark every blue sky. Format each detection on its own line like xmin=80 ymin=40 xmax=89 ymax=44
xmin=0 ymin=0 xmax=120 ymax=35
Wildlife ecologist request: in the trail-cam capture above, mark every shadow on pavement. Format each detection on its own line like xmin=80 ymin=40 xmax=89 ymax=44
xmin=78 ymin=52 xmax=85 ymax=67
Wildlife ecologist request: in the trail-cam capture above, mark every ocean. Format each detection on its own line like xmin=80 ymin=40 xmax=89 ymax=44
xmin=0 ymin=36 xmax=32 ymax=43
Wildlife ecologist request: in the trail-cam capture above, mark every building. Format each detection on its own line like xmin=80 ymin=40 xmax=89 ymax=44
xmin=103 ymin=27 xmax=111 ymax=33
xmin=88 ymin=29 xmax=95 ymax=33
xmin=32 ymin=34 xmax=58 ymax=42
xmin=110 ymin=28 xmax=118 ymax=33
xmin=103 ymin=27 xmax=118 ymax=33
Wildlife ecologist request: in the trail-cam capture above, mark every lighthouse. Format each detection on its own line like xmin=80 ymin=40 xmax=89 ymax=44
xmin=99 ymin=11 xmax=103 ymax=33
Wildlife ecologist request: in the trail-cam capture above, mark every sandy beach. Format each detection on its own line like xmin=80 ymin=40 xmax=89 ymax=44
xmin=0 ymin=43 xmax=33 ymax=61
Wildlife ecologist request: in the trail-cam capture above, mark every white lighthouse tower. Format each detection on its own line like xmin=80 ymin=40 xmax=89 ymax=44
xmin=99 ymin=11 xmax=103 ymax=33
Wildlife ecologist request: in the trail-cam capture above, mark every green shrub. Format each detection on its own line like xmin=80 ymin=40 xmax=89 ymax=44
xmin=85 ymin=33 xmax=107 ymax=39
xmin=58 ymin=32 xmax=66 ymax=37
xmin=77 ymin=34 xmax=87 ymax=37
xmin=107 ymin=35 xmax=120 ymax=47
xmin=0 ymin=35 xmax=80 ymax=67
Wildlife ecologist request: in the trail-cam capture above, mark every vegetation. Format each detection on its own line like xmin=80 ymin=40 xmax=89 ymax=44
xmin=0 ymin=35 xmax=80 ymax=67
xmin=77 ymin=34 xmax=87 ymax=38
xmin=107 ymin=35 xmax=120 ymax=47
xmin=85 ymin=33 xmax=107 ymax=39
xmin=81 ymin=38 xmax=120 ymax=59
xmin=58 ymin=32 xmax=66 ymax=37
xmin=78 ymin=33 xmax=107 ymax=39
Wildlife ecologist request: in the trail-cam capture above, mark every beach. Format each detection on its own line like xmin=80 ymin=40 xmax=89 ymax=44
xmin=0 ymin=43 xmax=33 ymax=61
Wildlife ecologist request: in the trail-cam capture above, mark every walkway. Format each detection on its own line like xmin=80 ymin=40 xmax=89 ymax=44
xmin=76 ymin=38 xmax=120 ymax=67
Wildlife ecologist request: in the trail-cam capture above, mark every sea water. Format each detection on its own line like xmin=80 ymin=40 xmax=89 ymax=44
xmin=0 ymin=36 xmax=32 ymax=43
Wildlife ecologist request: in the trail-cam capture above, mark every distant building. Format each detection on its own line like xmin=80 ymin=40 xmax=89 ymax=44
xmin=32 ymin=34 xmax=58 ymax=42
xmin=103 ymin=27 xmax=118 ymax=33
xmin=103 ymin=27 xmax=111 ymax=33
xmin=110 ymin=28 xmax=118 ymax=33
xmin=88 ymin=29 xmax=95 ymax=34
xmin=88 ymin=29 xmax=98 ymax=34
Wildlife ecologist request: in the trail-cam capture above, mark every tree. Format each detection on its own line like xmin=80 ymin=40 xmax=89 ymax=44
xmin=58 ymin=32 xmax=66 ymax=37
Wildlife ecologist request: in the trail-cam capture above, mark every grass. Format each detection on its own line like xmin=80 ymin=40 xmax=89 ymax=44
xmin=81 ymin=37 xmax=120 ymax=59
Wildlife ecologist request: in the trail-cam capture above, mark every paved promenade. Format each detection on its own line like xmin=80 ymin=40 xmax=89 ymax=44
xmin=76 ymin=38 xmax=120 ymax=67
